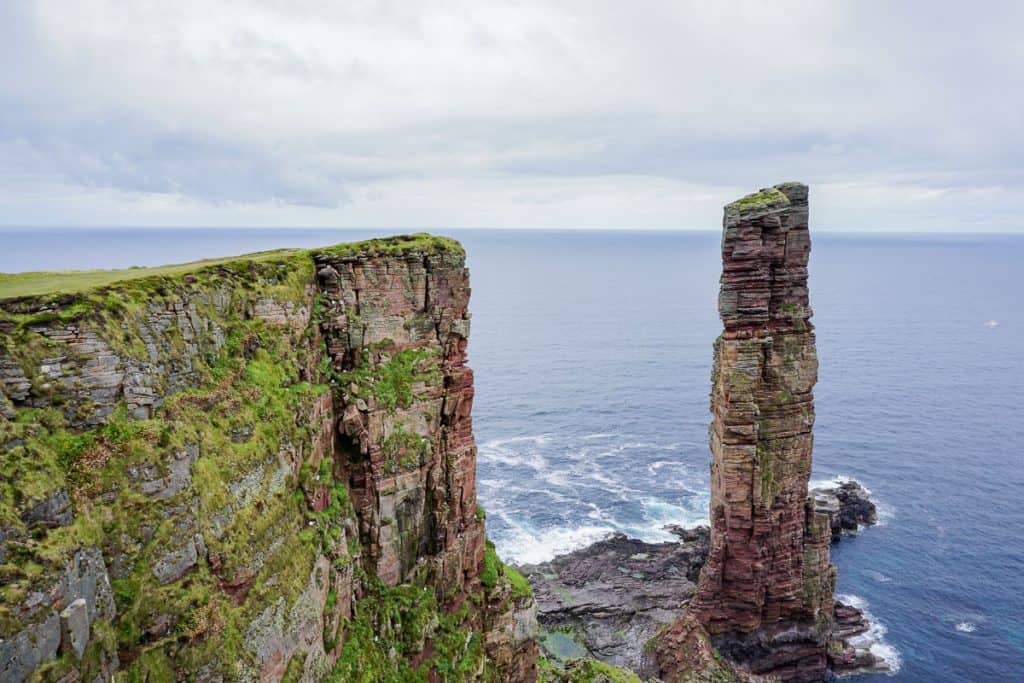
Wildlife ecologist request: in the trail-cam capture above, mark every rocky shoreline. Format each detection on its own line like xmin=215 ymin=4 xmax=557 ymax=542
xmin=523 ymin=479 xmax=888 ymax=680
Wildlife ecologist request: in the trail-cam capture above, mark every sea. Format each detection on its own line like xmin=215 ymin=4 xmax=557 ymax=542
xmin=2 ymin=227 xmax=1021 ymax=682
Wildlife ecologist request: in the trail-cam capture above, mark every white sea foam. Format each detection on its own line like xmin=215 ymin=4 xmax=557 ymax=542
xmin=836 ymin=593 xmax=902 ymax=674
xmin=809 ymin=474 xmax=867 ymax=493
xmin=956 ymin=622 xmax=977 ymax=633
xmin=865 ymin=569 xmax=893 ymax=583
xmin=874 ymin=500 xmax=896 ymax=525
xmin=496 ymin=520 xmax=617 ymax=565
xmin=478 ymin=436 xmax=551 ymax=473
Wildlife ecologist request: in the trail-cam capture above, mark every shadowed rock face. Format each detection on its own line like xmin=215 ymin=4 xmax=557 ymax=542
xmin=659 ymin=182 xmax=836 ymax=683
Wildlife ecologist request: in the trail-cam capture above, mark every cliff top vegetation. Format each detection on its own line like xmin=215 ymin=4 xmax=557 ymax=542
xmin=0 ymin=233 xmax=462 ymax=301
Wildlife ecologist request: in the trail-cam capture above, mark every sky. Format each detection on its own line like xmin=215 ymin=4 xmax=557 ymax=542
xmin=1 ymin=1 xmax=1022 ymax=232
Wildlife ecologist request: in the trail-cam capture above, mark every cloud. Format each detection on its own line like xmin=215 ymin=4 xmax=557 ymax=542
xmin=1 ymin=0 xmax=1022 ymax=230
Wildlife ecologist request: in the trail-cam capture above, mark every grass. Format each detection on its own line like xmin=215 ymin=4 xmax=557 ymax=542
xmin=0 ymin=248 xmax=301 ymax=300
xmin=0 ymin=233 xmax=463 ymax=301
xmin=726 ymin=187 xmax=790 ymax=213
xmin=313 ymin=233 xmax=464 ymax=260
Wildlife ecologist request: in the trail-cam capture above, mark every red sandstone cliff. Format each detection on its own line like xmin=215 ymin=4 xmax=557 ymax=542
xmin=657 ymin=183 xmax=836 ymax=683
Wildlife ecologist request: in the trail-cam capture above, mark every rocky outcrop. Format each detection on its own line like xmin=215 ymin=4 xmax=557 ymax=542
xmin=810 ymin=479 xmax=877 ymax=542
xmin=654 ymin=183 xmax=832 ymax=683
xmin=527 ymin=479 xmax=884 ymax=680
xmin=522 ymin=527 xmax=709 ymax=675
xmin=0 ymin=235 xmax=537 ymax=682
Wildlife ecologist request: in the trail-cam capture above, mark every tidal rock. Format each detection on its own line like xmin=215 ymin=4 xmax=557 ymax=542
xmin=523 ymin=529 xmax=709 ymax=674
xmin=810 ymin=479 xmax=878 ymax=541
xmin=530 ymin=476 xmax=883 ymax=679
xmin=828 ymin=599 xmax=890 ymax=676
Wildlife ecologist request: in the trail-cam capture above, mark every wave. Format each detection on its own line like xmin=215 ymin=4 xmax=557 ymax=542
xmin=836 ymin=594 xmax=902 ymax=675
xmin=493 ymin=519 xmax=617 ymax=565
xmin=809 ymin=474 xmax=869 ymax=494
xmin=480 ymin=434 xmax=551 ymax=449
xmin=956 ymin=622 xmax=977 ymax=633
xmin=864 ymin=569 xmax=893 ymax=583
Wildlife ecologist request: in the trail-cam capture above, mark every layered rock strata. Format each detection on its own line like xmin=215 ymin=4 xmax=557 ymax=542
xmin=657 ymin=183 xmax=834 ymax=682
xmin=0 ymin=235 xmax=537 ymax=682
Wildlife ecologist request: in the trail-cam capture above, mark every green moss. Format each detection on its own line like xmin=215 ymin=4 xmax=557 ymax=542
xmin=480 ymin=539 xmax=532 ymax=603
xmin=780 ymin=303 xmax=802 ymax=317
xmin=381 ymin=423 xmax=432 ymax=473
xmin=120 ymin=646 xmax=177 ymax=683
xmin=726 ymin=187 xmax=789 ymax=213
xmin=281 ymin=654 xmax=306 ymax=683
xmin=480 ymin=541 xmax=501 ymax=589
xmin=504 ymin=564 xmax=532 ymax=601
xmin=326 ymin=579 xmax=484 ymax=683
xmin=336 ymin=346 xmax=440 ymax=413
xmin=756 ymin=444 xmax=780 ymax=509
xmin=556 ymin=659 xmax=643 ymax=683
xmin=314 ymin=233 xmax=464 ymax=260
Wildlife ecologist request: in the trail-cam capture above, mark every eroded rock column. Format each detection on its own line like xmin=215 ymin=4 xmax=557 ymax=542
xmin=661 ymin=183 xmax=835 ymax=683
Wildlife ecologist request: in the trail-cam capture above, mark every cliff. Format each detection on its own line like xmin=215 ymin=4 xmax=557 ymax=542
xmin=0 ymin=235 xmax=537 ymax=682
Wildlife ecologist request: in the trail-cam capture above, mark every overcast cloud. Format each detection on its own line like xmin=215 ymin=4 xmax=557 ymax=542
xmin=2 ymin=1 xmax=1022 ymax=231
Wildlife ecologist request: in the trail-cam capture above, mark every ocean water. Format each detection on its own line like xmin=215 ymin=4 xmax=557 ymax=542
xmin=2 ymin=228 xmax=1022 ymax=681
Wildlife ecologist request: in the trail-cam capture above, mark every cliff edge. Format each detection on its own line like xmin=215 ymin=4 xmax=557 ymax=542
xmin=0 ymin=235 xmax=537 ymax=682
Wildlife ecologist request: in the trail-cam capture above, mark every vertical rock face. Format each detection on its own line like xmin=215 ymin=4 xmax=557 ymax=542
xmin=661 ymin=183 xmax=835 ymax=683
xmin=313 ymin=248 xmax=483 ymax=597
xmin=0 ymin=236 xmax=536 ymax=682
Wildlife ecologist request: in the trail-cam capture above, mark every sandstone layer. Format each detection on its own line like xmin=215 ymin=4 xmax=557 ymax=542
xmin=656 ymin=183 xmax=833 ymax=682
xmin=0 ymin=235 xmax=537 ymax=682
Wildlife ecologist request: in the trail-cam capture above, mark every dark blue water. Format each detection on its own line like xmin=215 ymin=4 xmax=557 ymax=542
xmin=2 ymin=228 xmax=1022 ymax=681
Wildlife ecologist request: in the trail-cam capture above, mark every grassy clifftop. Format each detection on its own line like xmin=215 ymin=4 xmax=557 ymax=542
xmin=0 ymin=233 xmax=463 ymax=301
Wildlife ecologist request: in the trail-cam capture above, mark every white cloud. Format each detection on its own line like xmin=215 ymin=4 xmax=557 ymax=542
xmin=1 ymin=0 xmax=1022 ymax=230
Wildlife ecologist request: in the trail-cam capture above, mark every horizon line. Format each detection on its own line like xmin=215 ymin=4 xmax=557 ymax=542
xmin=1 ymin=225 xmax=1022 ymax=237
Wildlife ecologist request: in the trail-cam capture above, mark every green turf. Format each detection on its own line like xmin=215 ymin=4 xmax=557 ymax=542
xmin=0 ymin=249 xmax=300 ymax=300
xmin=0 ymin=233 xmax=463 ymax=300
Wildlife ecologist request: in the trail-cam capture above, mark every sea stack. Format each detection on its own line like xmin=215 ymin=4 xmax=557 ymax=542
xmin=657 ymin=183 xmax=836 ymax=682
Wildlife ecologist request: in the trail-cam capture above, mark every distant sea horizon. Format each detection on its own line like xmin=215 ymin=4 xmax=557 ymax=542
xmin=3 ymin=227 xmax=1022 ymax=681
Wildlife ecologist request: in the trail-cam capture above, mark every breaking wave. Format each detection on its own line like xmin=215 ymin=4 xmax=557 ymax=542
xmin=836 ymin=594 xmax=902 ymax=674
